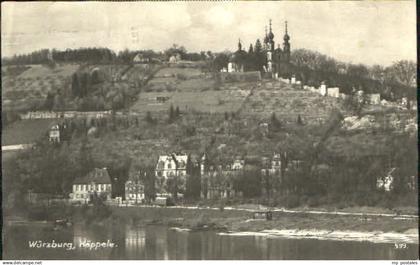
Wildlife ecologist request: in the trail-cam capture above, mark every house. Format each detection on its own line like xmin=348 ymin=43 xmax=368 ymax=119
xmin=200 ymin=155 xmax=241 ymax=199
xmin=155 ymin=153 xmax=188 ymax=194
xmin=376 ymin=167 xmax=395 ymax=192
xmin=49 ymin=125 xmax=60 ymax=143
xmin=169 ymin=53 xmax=181 ymax=63
xmin=133 ymin=53 xmax=150 ymax=64
xmin=232 ymin=158 xmax=245 ymax=170
xmin=261 ymin=153 xmax=283 ymax=176
xmin=261 ymin=153 xmax=286 ymax=196
xmin=70 ymin=168 xmax=112 ymax=204
xmin=155 ymin=153 xmax=188 ymax=178
xmin=201 ymin=165 xmax=238 ymax=200
xmin=125 ymin=173 xmax=145 ymax=204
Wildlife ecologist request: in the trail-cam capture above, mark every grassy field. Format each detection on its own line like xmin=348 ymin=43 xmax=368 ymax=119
xmin=1 ymin=119 xmax=58 ymax=145
xmin=154 ymin=67 xmax=203 ymax=78
xmin=130 ymin=90 xmax=249 ymax=113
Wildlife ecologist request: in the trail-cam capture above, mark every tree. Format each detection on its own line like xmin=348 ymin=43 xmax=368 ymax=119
xmin=175 ymin=106 xmax=180 ymax=118
xmin=71 ymin=73 xmax=80 ymax=97
xmin=270 ymin=112 xmax=282 ymax=132
xmin=237 ymin=165 xmax=262 ymax=198
xmin=185 ymin=155 xmax=201 ymax=199
xmin=347 ymin=64 xmax=369 ymax=79
xmin=79 ymin=138 xmax=95 ymax=178
xmin=168 ymin=104 xmax=175 ymax=123
xmin=140 ymin=166 xmax=156 ymax=202
xmin=297 ymin=114 xmax=303 ymax=125
xmin=253 ymin=39 xmax=265 ymax=72
xmin=387 ymin=60 xmax=416 ymax=88
xmin=44 ymin=92 xmax=55 ymax=111
xmin=248 ymin=44 xmax=254 ymax=54
xmin=212 ymin=53 xmax=229 ymax=72
xmin=164 ymin=44 xmax=187 ymax=59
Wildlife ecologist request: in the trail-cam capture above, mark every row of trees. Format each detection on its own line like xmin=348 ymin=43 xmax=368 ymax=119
xmin=2 ymin=45 xmax=215 ymax=66
xmin=290 ymin=49 xmax=416 ymax=100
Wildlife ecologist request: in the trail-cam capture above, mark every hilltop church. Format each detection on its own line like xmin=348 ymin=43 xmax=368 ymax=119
xmin=228 ymin=19 xmax=292 ymax=78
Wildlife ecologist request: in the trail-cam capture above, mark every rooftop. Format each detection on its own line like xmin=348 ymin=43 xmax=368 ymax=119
xmin=73 ymin=168 xmax=111 ymax=184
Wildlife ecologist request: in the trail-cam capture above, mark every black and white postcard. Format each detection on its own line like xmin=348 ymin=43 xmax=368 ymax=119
xmin=1 ymin=1 xmax=418 ymax=263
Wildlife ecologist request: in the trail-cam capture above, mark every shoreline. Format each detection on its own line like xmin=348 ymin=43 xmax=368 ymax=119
xmin=216 ymin=228 xmax=419 ymax=244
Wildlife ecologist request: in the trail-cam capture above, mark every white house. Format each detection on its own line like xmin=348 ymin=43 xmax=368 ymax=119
xmin=231 ymin=159 xmax=245 ymax=170
xmin=155 ymin=153 xmax=188 ymax=195
xmin=125 ymin=173 xmax=145 ymax=204
xmin=70 ymin=168 xmax=112 ymax=203
xmin=49 ymin=125 xmax=60 ymax=143
xmin=155 ymin=154 xmax=188 ymax=179
xmin=133 ymin=53 xmax=150 ymax=64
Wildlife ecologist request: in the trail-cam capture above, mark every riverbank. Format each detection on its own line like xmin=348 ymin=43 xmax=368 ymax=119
xmin=104 ymin=205 xmax=418 ymax=243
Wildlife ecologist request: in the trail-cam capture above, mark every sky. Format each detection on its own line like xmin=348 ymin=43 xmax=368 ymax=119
xmin=1 ymin=1 xmax=416 ymax=66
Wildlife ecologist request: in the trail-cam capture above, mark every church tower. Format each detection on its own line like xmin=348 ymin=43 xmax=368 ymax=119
xmin=283 ymin=21 xmax=291 ymax=63
xmin=263 ymin=26 xmax=269 ymax=51
xmin=266 ymin=19 xmax=275 ymax=73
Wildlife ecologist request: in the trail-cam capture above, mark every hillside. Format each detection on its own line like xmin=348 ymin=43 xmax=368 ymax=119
xmin=2 ymin=64 xmax=79 ymax=111
xmin=130 ymin=66 xmax=254 ymax=114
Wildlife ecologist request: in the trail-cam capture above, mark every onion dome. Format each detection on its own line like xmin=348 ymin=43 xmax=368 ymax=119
xmin=264 ymin=26 xmax=269 ymax=44
xmin=268 ymin=19 xmax=274 ymax=40
xmin=283 ymin=21 xmax=290 ymax=41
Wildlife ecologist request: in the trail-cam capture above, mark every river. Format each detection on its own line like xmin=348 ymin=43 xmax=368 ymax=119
xmin=3 ymin=222 xmax=418 ymax=260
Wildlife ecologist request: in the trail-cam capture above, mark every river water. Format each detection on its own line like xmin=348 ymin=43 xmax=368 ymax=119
xmin=3 ymin=222 xmax=418 ymax=260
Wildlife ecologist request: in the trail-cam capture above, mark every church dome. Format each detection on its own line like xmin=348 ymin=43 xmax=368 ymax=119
xmin=268 ymin=31 xmax=274 ymax=40
xmin=283 ymin=33 xmax=290 ymax=41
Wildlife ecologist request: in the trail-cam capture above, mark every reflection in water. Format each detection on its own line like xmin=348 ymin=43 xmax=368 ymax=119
xmin=3 ymin=222 xmax=419 ymax=260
